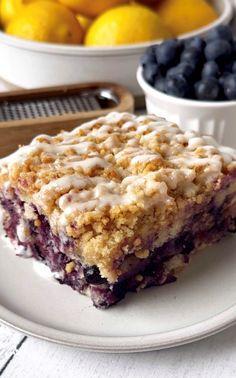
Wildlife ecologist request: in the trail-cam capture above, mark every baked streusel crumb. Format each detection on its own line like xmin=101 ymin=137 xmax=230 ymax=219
xmin=1 ymin=113 xmax=236 ymax=308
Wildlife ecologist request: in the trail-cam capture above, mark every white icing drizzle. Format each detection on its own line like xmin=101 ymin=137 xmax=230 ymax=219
xmin=62 ymin=156 xmax=110 ymax=171
xmin=34 ymin=175 xmax=106 ymax=200
xmin=131 ymin=154 xmax=159 ymax=165
xmin=57 ymin=173 xmax=169 ymax=222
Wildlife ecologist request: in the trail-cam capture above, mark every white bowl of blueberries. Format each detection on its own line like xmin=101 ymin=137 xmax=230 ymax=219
xmin=137 ymin=25 xmax=236 ymax=148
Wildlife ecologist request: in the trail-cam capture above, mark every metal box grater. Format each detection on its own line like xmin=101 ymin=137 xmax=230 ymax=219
xmin=0 ymin=82 xmax=134 ymax=157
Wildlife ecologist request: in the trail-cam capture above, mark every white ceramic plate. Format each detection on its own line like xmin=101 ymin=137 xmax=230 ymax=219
xmin=1 ymin=229 xmax=236 ymax=352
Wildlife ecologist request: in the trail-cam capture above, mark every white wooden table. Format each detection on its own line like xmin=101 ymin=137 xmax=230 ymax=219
xmin=0 ymin=324 xmax=236 ymax=377
xmin=1 ymin=7 xmax=236 ymax=373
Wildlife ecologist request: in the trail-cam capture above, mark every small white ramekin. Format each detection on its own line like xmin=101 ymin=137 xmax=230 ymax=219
xmin=137 ymin=66 xmax=236 ymax=148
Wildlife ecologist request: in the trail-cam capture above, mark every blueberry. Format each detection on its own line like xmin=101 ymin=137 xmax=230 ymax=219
xmin=181 ymin=47 xmax=202 ymax=65
xmin=184 ymin=36 xmax=205 ymax=51
xmin=145 ymin=44 xmax=156 ymax=55
xmin=204 ymin=39 xmax=232 ymax=61
xmin=206 ymin=25 xmax=233 ymax=42
xmin=166 ymin=67 xmax=178 ymax=78
xmin=156 ymin=39 xmax=181 ymax=66
xmin=167 ymin=62 xmax=195 ymax=79
xmin=179 ymin=62 xmax=196 ymax=78
xmin=194 ymin=78 xmax=221 ymax=101
xmin=223 ymin=74 xmax=236 ymax=100
xmin=224 ymin=61 xmax=234 ymax=73
xmin=175 ymin=39 xmax=184 ymax=53
xmin=140 ymin=52 xmax=157 ymax=67
xmin=232 ymin=61 xmax=236 ymax=73
xmin=202 ymin=61 xmax=220 ymax=78
xmin=154 ymin=77 xmax=166 ymax=93
xmin=165 ymin=76 xmax=189 ymax=98
xmin=143 ymin=63 xmax=158 ymax=85
xmin=112 ymin=281 xmax=127 ymax=300
xmin=84 ymin=266 xmax=107 ymax=285
xmin=176 ymin=232 xmax=194 ymax=255
xmin=232 ymin=40 xmax=236 ymax=55
xmin=140 ymin=45 xmax=157 ymax=66
xmin=219 ymin=72 xmax=231 ymax=86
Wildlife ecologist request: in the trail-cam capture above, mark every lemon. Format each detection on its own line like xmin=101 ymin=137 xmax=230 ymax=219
xmin=76 ymin=14 xmax=93 ymax=32
xmin=59 ymin=0 xmax=128 ymax=18
xmin=0 ymin=0 xmax=55 ymax=28
xmin=138 ymin=0 xmax=161 ymax=3
xmin=6 ymin=1 xmax=83 ymax=44
xmin=0 ymin=0 xmax=22 ymax=27
xmin=85 ymin=4 xmax=172 ymax=47
xmin=154 ymin=0 xmax=218 ymax=36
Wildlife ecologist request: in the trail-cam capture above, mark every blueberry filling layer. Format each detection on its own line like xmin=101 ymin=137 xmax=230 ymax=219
xmin=0 ymin=188 xmax=236 ymax=309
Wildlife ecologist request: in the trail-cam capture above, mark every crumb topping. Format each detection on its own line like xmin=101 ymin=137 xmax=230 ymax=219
xmin=1 ymin=112 xmax=236 ymax=281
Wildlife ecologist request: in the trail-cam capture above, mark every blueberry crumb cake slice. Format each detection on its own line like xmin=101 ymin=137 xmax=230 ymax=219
xmin=0 ymin=112 xmax=236 ymax=308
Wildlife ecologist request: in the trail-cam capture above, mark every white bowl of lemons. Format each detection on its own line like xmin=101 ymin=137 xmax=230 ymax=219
xmin=0 ymin=0 xmax=232 ymax=97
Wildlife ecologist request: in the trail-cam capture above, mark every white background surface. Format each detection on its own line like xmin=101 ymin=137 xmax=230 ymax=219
xmin=1 ymin=1 xmax=236 ymax=375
